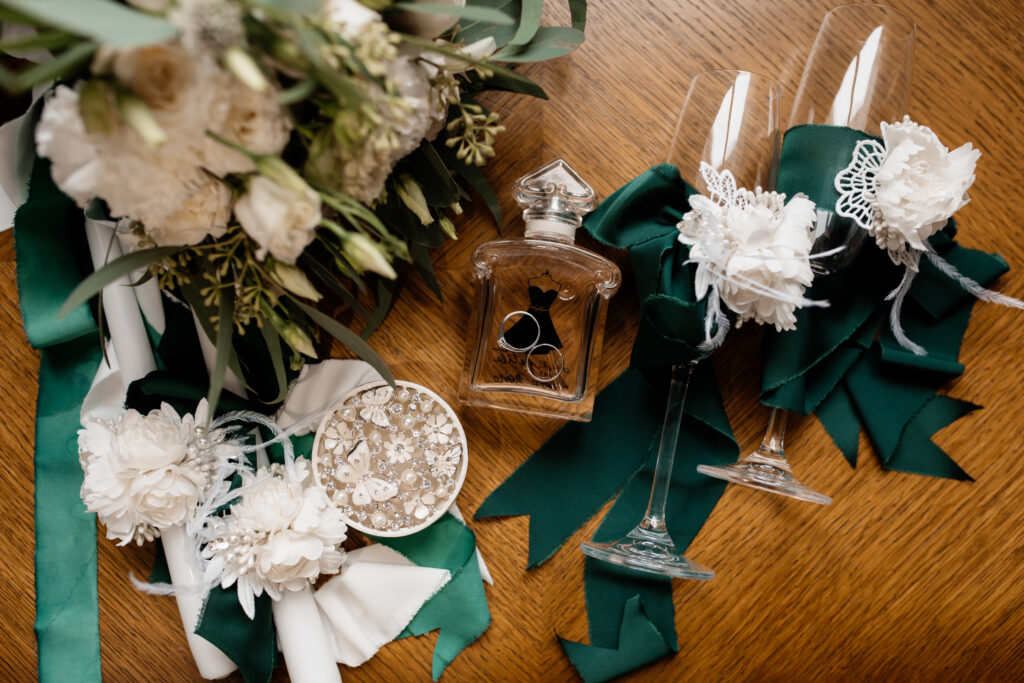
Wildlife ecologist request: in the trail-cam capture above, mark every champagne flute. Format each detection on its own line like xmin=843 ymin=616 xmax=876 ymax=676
xmin=696 ymin=4 xmax=915 ymax=505
xmin=581 ymin=70 xmax=782 ymax=579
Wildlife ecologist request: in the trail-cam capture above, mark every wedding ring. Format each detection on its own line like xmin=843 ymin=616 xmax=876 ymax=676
xmin=525 ymin=344 xmax=564 ymax=383
xmin=497 ymin=310 xmax=540 ymax=352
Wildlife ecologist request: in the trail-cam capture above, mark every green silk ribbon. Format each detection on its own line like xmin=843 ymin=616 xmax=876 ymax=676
xmin=764 ymin=124 xmax=1010 ymax=478
xmin=478 ymin=165 xmax=739 ymax=682
xmin=15 ymin=158 xmax=103 ymax=682
xmin=374 ymin=515 xmax=491 ymax=680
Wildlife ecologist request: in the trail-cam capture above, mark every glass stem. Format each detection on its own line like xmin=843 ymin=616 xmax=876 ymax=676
xmin=759 ymin=407 xmax=788 ymax=458
xmin=639 ymin=363 xmax=695 ymax=534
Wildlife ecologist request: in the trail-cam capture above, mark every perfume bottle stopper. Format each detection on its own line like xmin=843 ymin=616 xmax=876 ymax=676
xmin=513 ymin=159 xmax=597 ymax=241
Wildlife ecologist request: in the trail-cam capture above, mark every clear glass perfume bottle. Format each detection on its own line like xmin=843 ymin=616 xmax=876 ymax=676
xmin=459 ymin=159 xmax=621 ymax=421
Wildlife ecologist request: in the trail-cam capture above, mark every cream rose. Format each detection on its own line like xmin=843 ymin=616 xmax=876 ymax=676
xmin=235 ymin=174 xmax=322 ymax=263
xmin=875 ymin=117 xmax=981 ymax=251
xmin=79 ymin=403 xmax=211 ymax=545
xmin=202 ymin=79 xmax=293 ymax=177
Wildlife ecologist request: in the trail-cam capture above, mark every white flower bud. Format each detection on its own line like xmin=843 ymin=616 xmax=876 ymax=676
xmin=344 ymin=233 xmax=397 ymax=279
xmin=223 ymin=46 xmax=269 ymax=93
xmin=117 ymin=92 xmax=166 ymax=147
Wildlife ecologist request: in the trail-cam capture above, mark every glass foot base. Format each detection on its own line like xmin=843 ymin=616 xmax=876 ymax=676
xmin=697 ymin=452 xmax=832 ymax=505
xmin=580 ymin=526 xmax=714 ymax=580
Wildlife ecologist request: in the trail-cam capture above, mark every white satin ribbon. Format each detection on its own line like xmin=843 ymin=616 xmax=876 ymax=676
xmin=315 ymin=544 xmax=451 ymax=668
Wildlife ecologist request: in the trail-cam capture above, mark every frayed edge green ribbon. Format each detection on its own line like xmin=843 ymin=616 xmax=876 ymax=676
xmin=764 ymin=124 xmax=1011 ymax=480
xmin=477 ymin=165 xmax=738 ymax=681
xmin=16 ymin=154 xmax=103 ymax=683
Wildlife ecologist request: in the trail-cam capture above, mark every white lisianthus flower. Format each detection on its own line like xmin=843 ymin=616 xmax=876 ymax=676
xmin=678 ymin=164 xmax=818 ymax=332
xmin=78 ymin=401 xmax=219 ymax=546
xmin=876 ymin=117 xmax=980 ymax=250
xmin=201 ymin=460 xmax=348 ymax=619
xmin=235 ymin=173 xmax=322 ymax=264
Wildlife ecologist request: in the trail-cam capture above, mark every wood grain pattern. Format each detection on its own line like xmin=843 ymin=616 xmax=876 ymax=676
xmin=3 ymin=0 xmax=1024 ymax=680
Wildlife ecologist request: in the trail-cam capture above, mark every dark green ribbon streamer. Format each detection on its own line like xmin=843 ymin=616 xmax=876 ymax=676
xmin=16 ymin=157 xmax=103 ymax=682
xmin=477 ymin=165 xmax=739 ymax=682
xmin=764 ymin=124 xmax=1010 ymax=478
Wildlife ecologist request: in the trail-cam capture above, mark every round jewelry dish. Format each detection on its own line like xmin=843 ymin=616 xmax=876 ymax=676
xmin=311 ymin=380 xmax=468 ymax=537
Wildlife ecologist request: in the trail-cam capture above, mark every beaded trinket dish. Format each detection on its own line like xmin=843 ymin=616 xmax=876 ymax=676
xmin=311 ymin=380 xmax=468 ymax=537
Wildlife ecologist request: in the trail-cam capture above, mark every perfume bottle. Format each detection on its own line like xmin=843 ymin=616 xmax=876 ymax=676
xmin=459 ymin=159 xmax=621 ymax=421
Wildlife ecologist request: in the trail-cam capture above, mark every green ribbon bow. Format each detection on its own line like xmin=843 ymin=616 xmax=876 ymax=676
xmin=15 ymin=157 xmax=104 ymax=682
xmin=477 ymin=164 xmax=739 ymax=682
xmin=764 ymin=124 xmax=1010 ymax=477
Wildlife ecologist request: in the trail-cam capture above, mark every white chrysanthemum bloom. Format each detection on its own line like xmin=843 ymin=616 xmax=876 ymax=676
xmin=201 ymin=460 xmax=347 ymax=619
xmin=878 ymin=118 xmax=979 ymax=251
xmin=78 ymin=400 xmax=222 ymax=546
xmin=678 ymin=164 xmax=818 ymax=332
xmin=235 ymin=174 xmax=322 ymax=263
xmin=835 ymin=117 xmax=980 ymax=267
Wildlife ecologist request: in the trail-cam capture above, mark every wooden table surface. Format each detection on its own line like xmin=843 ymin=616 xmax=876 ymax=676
xmin=3 ymin=0 xmax=1024 ymax=680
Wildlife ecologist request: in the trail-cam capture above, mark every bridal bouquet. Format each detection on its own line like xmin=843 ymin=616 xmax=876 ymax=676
xmin=1 ymin=0 xmax=584 ymax=400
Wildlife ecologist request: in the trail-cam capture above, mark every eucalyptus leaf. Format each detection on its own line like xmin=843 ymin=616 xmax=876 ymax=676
xmin=0 ymin=41 xmax=97 ymax=94
xmin=293 ymin=300 xmax=394 ymax=386
xmin=393 ymin=2 xmax=515 ymax=26
xmin=400 ymin=34 xmax=543 ymax=100
xmin=459 ymin=0 xmax=520 ymax=47
xmin=507 ymin=0 xmax=542 ymax=46
xmin=0 ymin=30 xmax=76 ymax=53
xmin=206 ymin=290 xmax=235 ymax=415
xmin=248 ymin=0 xmax=322 ymax=12
xmin=361 ymin=277 xmax=400 ymax=340
xmin=178 ymin=280 xmax=249 ymax=391
xmin=437 ymin=143 xmax=502 ymax=228
xmin=1 ymin=0 xmax=178 ymax=48
xmin=410 ymin=242 xmax=443 ymax=302
xmin=276 ymin=76 xmax=317 ymax=105
xmin=405 ymin=142 xmax=460 ymax=207
xmin=59 ymin=246 xmax=181 ymax=319
xmin=468 ymin=65 xmax=547 ymax=98
xmin=568 ymin=0 xmax=587 ymax=30
xmin=494 ymin=26 xmax=584 ymax=62
xmin=258 ymin=320 xmax=289 ymax=405
xmin=299 ymin=254 xmax=371 ymax=322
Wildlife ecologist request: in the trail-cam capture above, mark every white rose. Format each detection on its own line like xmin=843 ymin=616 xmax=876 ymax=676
xmin=140 ymin=176 xmax=232 ymax=246
xmin=79 ymin=403 xmax=210 ymax=545
xmin=875 ymin=117 xmax=981 ymax=251
xmin=235 ymin=175 xmax=322 ymax=263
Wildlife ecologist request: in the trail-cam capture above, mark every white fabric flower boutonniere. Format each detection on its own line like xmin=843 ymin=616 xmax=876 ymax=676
xmin=677 ymin=162 xmax=825 ymax=348
xmin=834 ymin=117 xmax=1021 ymax=354
xmin=835 ymin=116 xmax=980 ymax=268
xmin=201 ymin=459 xmax=348 ymax=619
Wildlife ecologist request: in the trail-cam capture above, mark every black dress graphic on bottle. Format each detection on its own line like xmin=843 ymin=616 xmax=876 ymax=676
xmin=502 ymin=273 xmax=563 ymax=355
